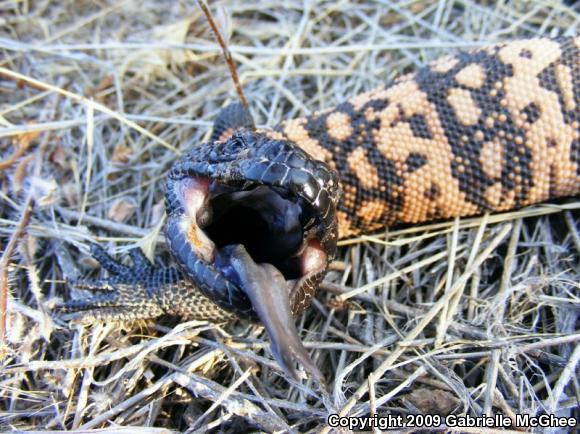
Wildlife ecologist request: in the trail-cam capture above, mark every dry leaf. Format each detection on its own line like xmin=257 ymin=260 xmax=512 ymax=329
xmin=150 ymin=199 xmax=165 ymax=227
xmin=85 ymin=74 xmax=114 ymax=97
xmin=108 ymin=197 xmax=137 ymax=222
xmin=18 ymin=233 xmax=38 ymax=261
xmin=6 ymin=309 xmax=26 ymax=345
xmin=61 ymin=181 xmax=80 ymax=207
xmin=29 ymin=176 xmax=60 ymax=207
xmin=79 ymin=254 xmax=100 ymax=270
xmin=0 ymin=123 xmax=39 ymax=170
xmin=111 ymin=143 xmax=133 ymax=163
xmin=119 ymin=18 xmax=198 ymax=82
xmin=44 ymin=368 xmax=76 ymax=398
xmin=12 ymin=153 xmax=35 ymax=194
xmin=11 ymin=126 xmax=41 ymax=149
xmin=406 ymin=387 xmax=459 ymax=415
xmin=50 ymin=141 xmax=70 ymax=170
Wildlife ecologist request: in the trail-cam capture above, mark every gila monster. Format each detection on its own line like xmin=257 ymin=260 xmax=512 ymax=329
xmin=63 ymin=37 xmax=580 ymax=380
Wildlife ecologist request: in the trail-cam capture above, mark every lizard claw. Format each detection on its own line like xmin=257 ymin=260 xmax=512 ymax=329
xmin=58 ymin=245 xmax=182 ymax=322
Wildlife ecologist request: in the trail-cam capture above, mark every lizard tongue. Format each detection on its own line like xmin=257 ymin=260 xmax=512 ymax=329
xmin=228 ymin=244 xmax=323 ymax=381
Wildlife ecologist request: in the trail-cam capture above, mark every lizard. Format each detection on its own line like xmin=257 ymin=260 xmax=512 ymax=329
xmin=61 ymin=37 xmax=580 ymax=381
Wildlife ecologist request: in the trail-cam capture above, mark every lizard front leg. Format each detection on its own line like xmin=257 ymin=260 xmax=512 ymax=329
xmin=61 ymin=244 xmax=232 ymax=322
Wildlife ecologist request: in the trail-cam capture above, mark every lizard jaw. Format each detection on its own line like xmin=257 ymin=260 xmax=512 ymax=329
xmin=167 ymin=176 xmax=327 ymax=379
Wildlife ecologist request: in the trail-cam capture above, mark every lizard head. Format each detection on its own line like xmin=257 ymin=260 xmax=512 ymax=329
xmin=165 ymin=128 xmax=340 ymax=380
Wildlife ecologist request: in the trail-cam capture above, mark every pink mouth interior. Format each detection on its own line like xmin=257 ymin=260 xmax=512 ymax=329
xmin=173 ymin=176 xmax=328 ymax=380
xmin=175 ymin=177 xmax=327 ymax=302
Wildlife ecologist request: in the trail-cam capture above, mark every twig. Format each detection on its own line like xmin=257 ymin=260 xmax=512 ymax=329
xmin=0 ymin=67 xmax=178 ymax=154
xmin=78 ymin=375 xmax=174 ymax=429
xmin=0 ymin=194 xmax=33 ymax=342
xmin=11 ymin=429 xmax=176 ymax=434
xmin=0 ymin=139 xmax=34 ymax=170
xmin=546 ymin=343 xmax=580 ymax=414
xmin=320 ymin=223 xmax=513 ymax=434
xmin=196 ymin=0 xmax=252 ymax=117
xmin=518 ymin=333 xmax=580 ymax=353
xmin=482 ymin=349 xmax=501 ymax=415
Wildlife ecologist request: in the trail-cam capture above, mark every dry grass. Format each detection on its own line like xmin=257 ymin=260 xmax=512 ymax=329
xmin=1 ymin=1 xmax=579 ymax=433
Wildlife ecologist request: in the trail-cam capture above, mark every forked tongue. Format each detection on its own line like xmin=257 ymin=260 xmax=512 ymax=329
xmin=229 ymin=244 xmax=323 ymax=381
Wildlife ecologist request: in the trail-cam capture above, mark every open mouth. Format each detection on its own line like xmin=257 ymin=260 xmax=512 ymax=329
xmin=166 ymin=175 xmax=328 ymax=379
xmin=164 ymin=130 xmax=340 ymax=380
xmin=173 ymin=176 xmax=328 ymax=302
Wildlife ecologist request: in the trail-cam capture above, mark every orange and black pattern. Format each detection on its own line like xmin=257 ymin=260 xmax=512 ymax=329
xmin=62 ymin=38 xmax=580 ymax=326
xmin=268 ymin=37 xmax=580 ymax=237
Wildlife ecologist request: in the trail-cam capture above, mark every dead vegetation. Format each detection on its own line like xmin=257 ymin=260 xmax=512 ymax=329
xmin=1 ymin=1 xmax=579 ymax=433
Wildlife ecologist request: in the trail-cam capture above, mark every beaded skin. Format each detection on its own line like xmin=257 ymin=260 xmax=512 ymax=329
xmin=269 ymin=37 xmax=580 ymax=237
xmin=63 ymin=37 xmax=580 ymax=327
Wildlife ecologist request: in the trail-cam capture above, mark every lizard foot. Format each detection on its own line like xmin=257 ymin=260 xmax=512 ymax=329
xmin=59 ymin=244 xmax=182 ymax=323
